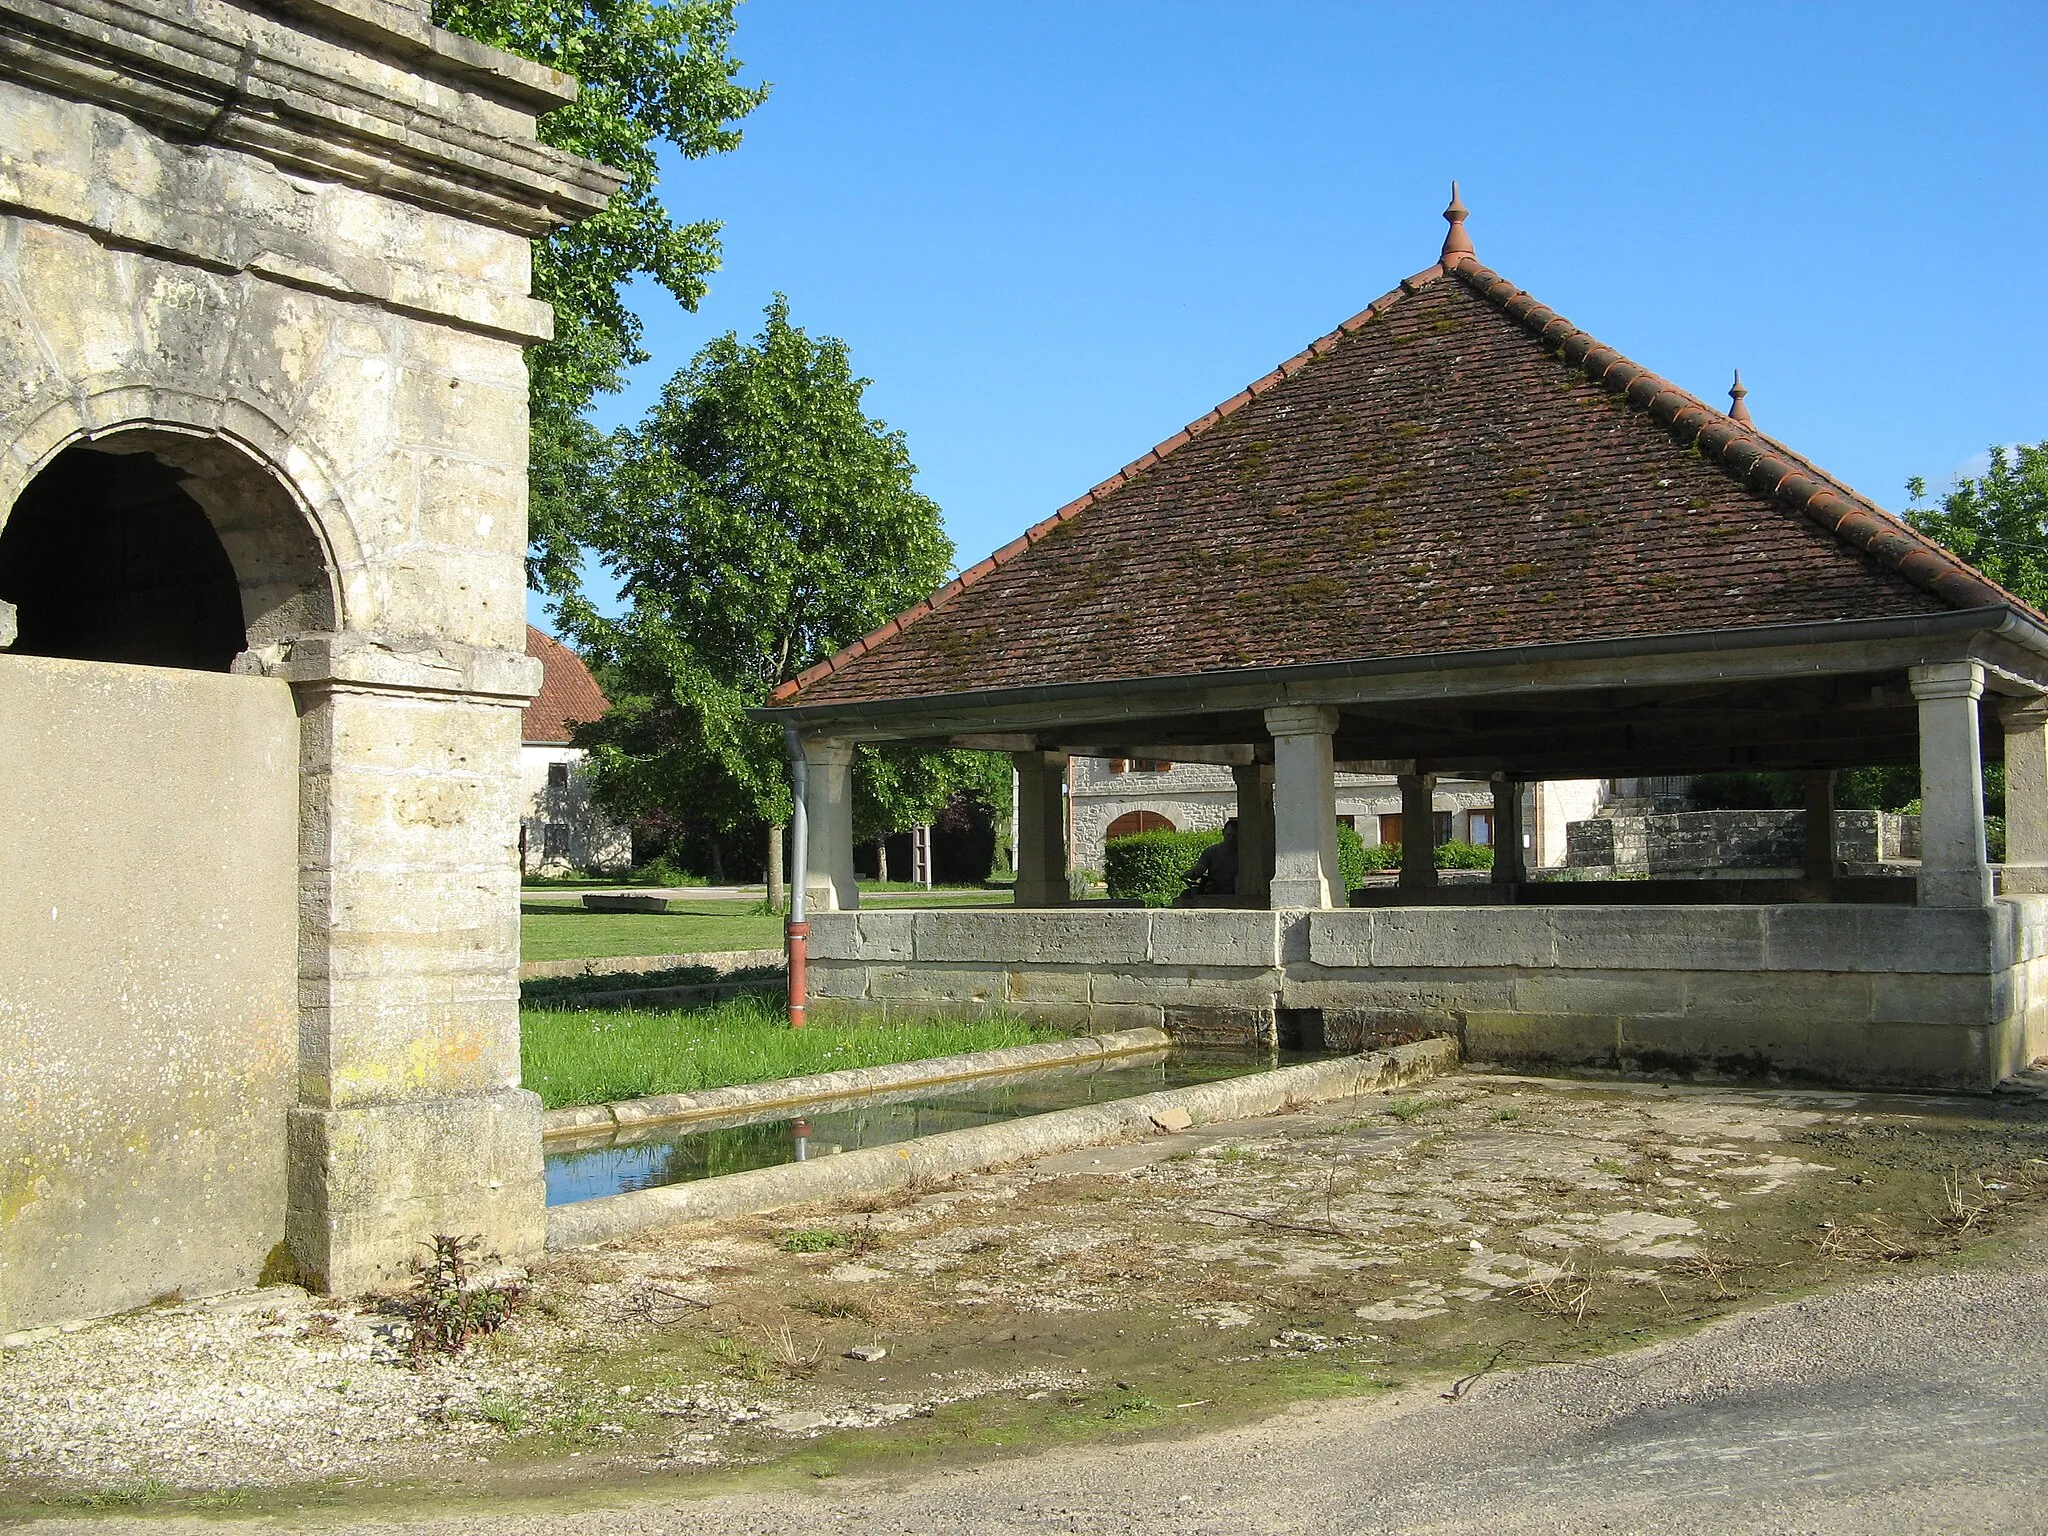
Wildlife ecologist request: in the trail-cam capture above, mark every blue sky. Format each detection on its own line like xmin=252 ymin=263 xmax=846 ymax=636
xmin=530 ymin=1 xmax=2048 ymax=630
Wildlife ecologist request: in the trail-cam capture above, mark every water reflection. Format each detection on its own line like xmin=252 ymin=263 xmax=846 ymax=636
xmin=543 ymin=1047 xmax=1310 ymax=1208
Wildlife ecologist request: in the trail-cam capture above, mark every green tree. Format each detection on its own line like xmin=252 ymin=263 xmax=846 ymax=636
xmin=574 ymin=297 xmax=1007 ymax=890
xmin=432 ymin=0 xmax=768 ymax=595
xmin=1905 ymin=442 xmax=2048 ymax=610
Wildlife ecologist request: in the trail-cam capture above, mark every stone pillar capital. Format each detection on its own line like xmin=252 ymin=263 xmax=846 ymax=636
xmin=801 ymin=735 xmax=858 ymax=768
xmin=1264 ymin=704 xmax=1340 ymax=738
xmin=1908 ymin=660 xmax=1985 ymax=703
xmin=1996 ymin=694 xmax=2048 ymax=731
xmin=277 ymin=631 xmax=541 ymax=703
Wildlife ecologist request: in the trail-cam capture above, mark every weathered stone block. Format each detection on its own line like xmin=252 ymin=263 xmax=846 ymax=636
xmin=1868 ymin=972 xmax=1996 ymax=1027
xmin=1372 ymin=909 xmax=1555 ymax=969
xmin=805 ymin=960 xmax=869 ymax=1000
xmin=1005 ymin=968 xmax=1093 ymax=1004
xmin=1546 ymin=907 xmax=1766 ymax=971
xmin=1163 ymin=1005 xmax=1272 ymax=1047
xmin=1088 ymin=968 xmax=1283 ymax=1008
xmin=913 ymin=909 xmax=1149 ymax=965
xmin=1148 ymin=909 xmax=1283 ymax=968
xmin=1305 ymin=911 xmax=1376 ymax=968
xmin=1513 ymin=969 xmax=1685 ymax=1020
xmin=286 ymin=1088 xmax=544 ymax=1295
xmin=1678 ymin=969 xmax=1872 ymax=1028
xmin=866 ymin=965 xmax=1005 ymax=1006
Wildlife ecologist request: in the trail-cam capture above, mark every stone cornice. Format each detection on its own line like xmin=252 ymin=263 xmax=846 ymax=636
xmin=0 ymin=0 xmax=621 ymax=237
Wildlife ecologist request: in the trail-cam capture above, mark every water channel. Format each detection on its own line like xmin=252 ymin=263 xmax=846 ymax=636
xmin=544 ymin=1045 xmax=1322 ymax=1207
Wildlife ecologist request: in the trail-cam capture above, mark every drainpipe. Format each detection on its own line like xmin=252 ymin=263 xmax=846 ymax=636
xmin=785 ymin=726 xmax=809 ymax=1030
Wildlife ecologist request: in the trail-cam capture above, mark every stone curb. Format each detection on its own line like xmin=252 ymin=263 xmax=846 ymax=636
xmin=544 ymin=1037 xmax=1460 ymax=1248
xmin=518 ymin=948 xmax=785 ymax=981
xmin=540 ymin=1027 xmax=1175 ymax=1139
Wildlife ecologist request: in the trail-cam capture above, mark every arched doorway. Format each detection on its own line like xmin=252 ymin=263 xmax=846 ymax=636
xmin=0 ymin=429 xmax=326 ymax=1328
xmin=0 ymin=433 xmax=335 ymax=669
xmin=1107 ymin=809 xmax=1177 ymax=839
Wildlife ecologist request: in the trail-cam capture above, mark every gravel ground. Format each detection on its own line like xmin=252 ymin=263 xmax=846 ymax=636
xmin=9 ymin=1071 xmax=2048 ymax=1530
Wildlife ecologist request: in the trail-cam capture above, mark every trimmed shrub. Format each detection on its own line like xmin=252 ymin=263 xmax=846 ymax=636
xmin=1104 ymin=828 xmax=1220 ymax=901
xmin=1359 ymin=839 xmax=1401 ymax=873
xmin=1354 ymin=839 xmax=1493 ymax=875
xmin=1436 ymin=839 xmax=1494 ymax=870
xmin=1337 ymin=822 xmax=1368 ymax=892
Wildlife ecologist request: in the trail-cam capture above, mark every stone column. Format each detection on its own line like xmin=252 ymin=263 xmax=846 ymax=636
xmin=282 ymin=634 xmax=544 ymax=1296
xmin=1999 ymin=695 xmax=2048 ymax=895
xmin=1013 ymin=750 xmax=1070 ymax=906
xmin=1910 ymin=661 xmax=1991 ymax=908
xmin=802 ymin=737 xmax=859 ymax=913
xmin=1232 ymin=761 xmax=1275 ymax=905
xmin=1398 ymin=771 xmax=1438 ymax=892
xmin=1803 ymin=769 xmax=1836 ymax=894
xmin=1491 ymin=775 xmax=1526 ymax=888
xmin=1266 ymin=705 xmax=1340 ymax=908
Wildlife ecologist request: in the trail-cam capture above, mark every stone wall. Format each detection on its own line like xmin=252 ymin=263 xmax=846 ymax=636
xmin=1567 ymin=809 xmax=1921 ymax=874
xmin=0 ymin=656 xmax=299 ymax=1330
xmin=806 ymin=902 xmax=2048 ymax=1091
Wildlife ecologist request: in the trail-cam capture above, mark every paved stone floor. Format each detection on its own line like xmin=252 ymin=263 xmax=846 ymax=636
xmin=10 ymin=1070 xmax=2048 ymax=1530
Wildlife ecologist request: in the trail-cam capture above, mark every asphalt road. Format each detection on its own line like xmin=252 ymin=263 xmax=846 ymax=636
xmin=70 ymin=1218 xmax=2048 ymax=1536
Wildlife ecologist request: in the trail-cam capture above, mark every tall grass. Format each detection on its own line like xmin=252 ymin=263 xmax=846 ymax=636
xmin=520 ymin=993 xmax=1061 ymax=1111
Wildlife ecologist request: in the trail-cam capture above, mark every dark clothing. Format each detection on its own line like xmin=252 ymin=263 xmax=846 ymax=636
xmin=1186 ymin=838 xmax=1239 ymax=896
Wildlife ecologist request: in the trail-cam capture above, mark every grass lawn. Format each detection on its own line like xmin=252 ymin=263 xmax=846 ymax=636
xmin=520 ymin=992 xmax=1061 ymax=1110
xmin=520 ymin=891 xmax=1011 ymax=963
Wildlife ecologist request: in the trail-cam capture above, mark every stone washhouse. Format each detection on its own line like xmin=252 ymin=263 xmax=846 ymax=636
xmin=0 ymin=0 xmax=615 ymax=1329
xmin=762 ymin=193 xmax=2048 ymax=1093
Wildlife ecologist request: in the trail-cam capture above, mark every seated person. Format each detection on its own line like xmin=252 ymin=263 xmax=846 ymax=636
xmin=1183 ymin=818 xmax=1240 ymax=898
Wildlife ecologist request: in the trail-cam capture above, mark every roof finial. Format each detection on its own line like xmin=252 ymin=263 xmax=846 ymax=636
xmin=1440 ymin=180 xmax=1474 ymax=266
xmin=1728 ymin=369 xmax=1753 ymax=426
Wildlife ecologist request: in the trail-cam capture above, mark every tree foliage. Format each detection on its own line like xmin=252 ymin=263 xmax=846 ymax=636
xmin=572 ymin=297 xmax=1006 ymax=852
xmin=1905 ymin=442 xmax=2048 ymax=611
xmin=432 ymin=0 xmax=767 ymax=594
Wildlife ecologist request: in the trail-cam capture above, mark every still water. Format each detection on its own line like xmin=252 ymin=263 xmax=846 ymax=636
xmin=544 ymin=1046 xmax=1315 ymax=1207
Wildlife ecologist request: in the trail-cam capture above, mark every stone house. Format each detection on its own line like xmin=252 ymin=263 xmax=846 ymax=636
xmin=0 ymin=0 xmax=613 ymax=1330
xmin=521 ymin=626 xmax=631 ymax=875
xmin=764 ymin=190 xmax=2048 ymax=1092
xmin=1070 ymin=757 xmax=1599 ymax=874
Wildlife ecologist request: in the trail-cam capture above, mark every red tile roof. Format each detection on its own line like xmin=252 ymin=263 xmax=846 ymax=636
xmin=771 ymin=250 xmax=2026 ymax=711
xmin=523 ymin=626 xmax=610 ymax=743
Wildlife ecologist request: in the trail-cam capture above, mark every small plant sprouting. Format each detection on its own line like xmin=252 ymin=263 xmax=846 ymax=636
xmin=405 ymin=1234 xmax=523 ymax=1366
xmin=477 ymin=1390 xmax=527 ymax=1433
xmin=781 ymin=1227 xmax=848 ymax=1254
xmin=1384 ymin=1095 xmax=1434 ymax=1124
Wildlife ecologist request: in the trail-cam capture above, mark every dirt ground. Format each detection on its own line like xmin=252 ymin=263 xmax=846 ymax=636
xmin=8 ymin=1067 xmax=2048 ymax=1523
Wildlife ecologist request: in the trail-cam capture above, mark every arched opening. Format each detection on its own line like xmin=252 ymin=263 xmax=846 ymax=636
xmin=1106 ymin=809 xmax=1176 ymax=839
xmin=0 ymin=433 xmax=335 ymax=672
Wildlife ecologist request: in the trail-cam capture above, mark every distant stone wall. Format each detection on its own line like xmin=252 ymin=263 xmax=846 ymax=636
xmin=805 ymin=900 xmax=2048 ymax=1091
xmin=1567 ymin=810 xmax=1921 ymax=874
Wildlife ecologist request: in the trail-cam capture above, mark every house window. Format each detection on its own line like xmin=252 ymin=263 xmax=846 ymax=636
xmin=547 ymin=762 xmax=570 ymax=790
xmin=1132 ymin=759 xmax=1173 ymax=773
xmin=1469 ymin=810 xmax=1494 ymax=846
xmin=543 ymin=822 xmax=570 ymax=860
xmin=1108 ymin=759 xmax=1128 ymax=774
xmin=1379 ymin=813 xmax=1403 ymax=846
xmin=1434 ymin=811 xmax=1454 ymax=845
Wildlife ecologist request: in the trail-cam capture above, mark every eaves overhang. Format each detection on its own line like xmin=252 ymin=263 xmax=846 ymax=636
xmin=752 ymin=607 xmax=2048 ymax=742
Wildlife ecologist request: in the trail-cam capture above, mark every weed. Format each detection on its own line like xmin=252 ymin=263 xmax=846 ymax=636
xmin=796 ymin=1295 xmax=875 ymax=1322
xmin=1216 ymin=1145 xmax=1262 ymax=1166
xmin=1493 ymin=1108 xmax=1521 ymax=1124
xmin=477 ymin=1391 xmax=526 ymax=1433
xmin=1515 ymin=1260 xmax=1594 ymax=1323
xmin=705 ymin=1335 xmax=772 ymax=1383
xmin=782 ymin=1228 xmax=848 ymax=1254
xmin=762 ymin=1323 xmax=825 ymax=1378
xmin=1384 ymin=1096 xmax=1435 ymax=1124
xmin=1941 ymin=1168 xmax=1994 ymax=1235
xmin=404 ymin=1234 xmax=523 ymax=1365
xmin=1814 ymin=1223 xmax=1923 ymax=1263
xmin=1102 ymin=1394 xmax=1160 ymax=1420
xmin=79 ymin=1480 xmax=174 ymax=1509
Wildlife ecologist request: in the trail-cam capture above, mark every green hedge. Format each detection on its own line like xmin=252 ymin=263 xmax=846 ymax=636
xmin=1337 ymin=822 xmax=1368 ymax=892
xmin=1104 ymin=828 xmax=1221 ymax=901
xmin=1355 ymin=838 xmax=1494 ymax=874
